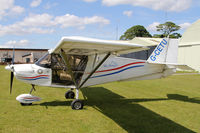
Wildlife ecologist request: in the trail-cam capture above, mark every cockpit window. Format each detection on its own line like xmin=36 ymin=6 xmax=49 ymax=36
xmin=35 ymin=53 xmax=51 ymax=68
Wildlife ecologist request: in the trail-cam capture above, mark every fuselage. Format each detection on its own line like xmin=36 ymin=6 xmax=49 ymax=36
xmin=5 ymin=53 xmax=176 ymax=89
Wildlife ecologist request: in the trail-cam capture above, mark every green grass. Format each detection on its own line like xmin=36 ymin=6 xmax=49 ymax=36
xmin=1 ymin=65 xmax=200 ymax=133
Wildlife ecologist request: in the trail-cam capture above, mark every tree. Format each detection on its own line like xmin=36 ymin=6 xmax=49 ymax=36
xmin=120 ymin=25 xmax=152 ymax=40
xmin=152 ymin=34 xmax=164 ymax=38
xmin=169 ymin=33 xmax=182 ymax=38
xmin=156 ymin=21 xmax=181 ymax=37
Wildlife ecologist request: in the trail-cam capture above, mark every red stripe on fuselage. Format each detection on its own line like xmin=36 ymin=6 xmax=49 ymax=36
xmin=95 ymin=62 xmax=145 ymax=73
xmin=22 ymin=75 xmax=49 ymax=79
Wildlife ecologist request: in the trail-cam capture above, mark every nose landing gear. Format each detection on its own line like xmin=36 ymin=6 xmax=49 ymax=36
xmin=16 ymin=85 xmax=41 ymax=106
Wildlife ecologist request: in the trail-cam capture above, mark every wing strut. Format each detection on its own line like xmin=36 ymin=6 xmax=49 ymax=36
xmin=60 ymin=49 xmax=78 ymax=88
xmin=78 ymin=52 xmax=111 ymax=88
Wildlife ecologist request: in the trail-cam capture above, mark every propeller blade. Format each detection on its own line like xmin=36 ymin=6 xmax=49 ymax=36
xmin=10 ymin=72 xmax=14 ymax=94
xmin=12 ymin=47 xmax=15 ymax=64
xmin=9 ymin=47 xmax=15 ymax=94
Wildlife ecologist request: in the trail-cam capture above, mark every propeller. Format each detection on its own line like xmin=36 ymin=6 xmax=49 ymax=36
xmin=9 ymin=48 xmax=15 ymax=94
xmin=10 ymin=71 xmax=14 ymax=94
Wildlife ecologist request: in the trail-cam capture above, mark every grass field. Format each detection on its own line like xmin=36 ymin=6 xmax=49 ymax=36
xmin=1 ymin=65 xmax=200 ymax=133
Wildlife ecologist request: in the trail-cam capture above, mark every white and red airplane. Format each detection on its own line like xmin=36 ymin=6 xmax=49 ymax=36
xmin=5 ymin=36 xmax=190 ymax=110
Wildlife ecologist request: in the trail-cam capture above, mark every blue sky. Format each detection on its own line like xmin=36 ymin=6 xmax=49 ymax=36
xmin=0 ymin=0 xmax=199 ymax=49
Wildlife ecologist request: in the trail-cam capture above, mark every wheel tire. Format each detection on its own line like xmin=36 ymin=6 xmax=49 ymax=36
xmin=20 ymin=103 xmax=32 ymax=106
xmin=65 ymin=90 xmax=75 ymax=99
xmin=71 ymin=99 xmax=83 ymax=110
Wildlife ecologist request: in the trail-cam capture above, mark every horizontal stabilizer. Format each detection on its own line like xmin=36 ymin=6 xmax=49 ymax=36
xmin=175 ymin=64 xmax=195 ymax=71
xmin=148 ymin=62 xmax=194 ymax=71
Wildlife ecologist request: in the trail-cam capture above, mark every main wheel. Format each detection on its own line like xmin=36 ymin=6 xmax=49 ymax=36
xmin=71 ymin=99 xmax=83 ymax=110
xmin=20 ymin=103 xmax=32 ymax=106
xmin=65 ymin=90 xmax=75 ymax=99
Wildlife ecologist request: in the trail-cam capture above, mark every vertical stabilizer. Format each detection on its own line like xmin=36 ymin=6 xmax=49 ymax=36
xmin=147 ymin=38 xmax=178 ymax=64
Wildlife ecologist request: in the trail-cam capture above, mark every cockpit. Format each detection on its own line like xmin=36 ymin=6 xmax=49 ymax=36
xmin=35 ymin=52 xmax=88 ymax=86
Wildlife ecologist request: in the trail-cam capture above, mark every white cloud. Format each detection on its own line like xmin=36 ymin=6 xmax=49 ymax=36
xmin=83 ymin=0 xmax=97 ymax=2
xmin=0 ymin=13 xmax=55 ymax=36
xmin=53 ymin=14 xmax=110 ymax=29
xmin=123 ymin=10 xmax=133 ymax=17
xmin=18 ymin=14 xmax=55 ymax=27
xmin=8 ymin=6 xmax=24 ymax=15
xmin=44 ymin=2 xmax=58 ymax=9
xmin=146 ymin=22 xmax=160 ymax=32
xmin=0 ymin=40 xmax=30 ymax=48
xmin=179 ymin=22 xmax=191 ymax=29
xmin=30 ymin=0 xmax=42 ymax=7
xmin=0 ymin=0 xmax=24 ymax=19
xmin=102 ymin=0 xmax=192 ymax=12
xmin=0 ymin=13 xmax=110 ymax=36
xmin=0 ymin=24 xmax=54 ymax=36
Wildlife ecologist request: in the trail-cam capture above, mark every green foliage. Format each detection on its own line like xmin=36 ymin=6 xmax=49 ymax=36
xmin=153 ymin=32 xmax=182 ymax=39
xmin=169 ymin=33 xmax=182 ymax=38
xmin=120 ymin=25 xmax=152 ymax=40
xmin=152 ymin=34 xmax=164 ymax=38
xmin=156 ymin=21 xmax=181 ymax=37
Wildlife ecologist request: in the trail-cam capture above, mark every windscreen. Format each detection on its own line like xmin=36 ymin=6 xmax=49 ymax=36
xmin=35 ymin=53 xmax=51 ymax=68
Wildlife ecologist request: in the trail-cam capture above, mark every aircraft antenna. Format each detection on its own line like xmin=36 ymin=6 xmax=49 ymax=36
xmin=116 ymin=19 xmax=119 ymax=40
xmin=165 ymin=11 xmax=168 ymax=22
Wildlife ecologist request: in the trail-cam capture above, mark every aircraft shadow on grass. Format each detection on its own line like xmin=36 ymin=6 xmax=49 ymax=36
xmin=39 ymin=87 xmax=195 ymax=133
xmin=167 ymin=94 xmax=200 ymax=104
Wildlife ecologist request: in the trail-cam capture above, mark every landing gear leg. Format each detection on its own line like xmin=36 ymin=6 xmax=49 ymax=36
xmin=29 ymin=84 xmax=36 ymax=94
xmin=19 ymin=84 xmax=36 ymax=106
xmin=71 ymin=88 xmax=83 ymax=110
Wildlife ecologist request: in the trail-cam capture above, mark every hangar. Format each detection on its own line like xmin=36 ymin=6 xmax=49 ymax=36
xmin=0 ymin=48 xmax=48 ymax=64
xmin=121 ymin=37 xmax=162 ymax=60
xmin=178 ymin=19 xmax=200 ymax=71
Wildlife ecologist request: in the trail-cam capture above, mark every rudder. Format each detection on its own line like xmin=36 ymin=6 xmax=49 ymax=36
xmin=147 ymin=38 xmax=178 ymax=64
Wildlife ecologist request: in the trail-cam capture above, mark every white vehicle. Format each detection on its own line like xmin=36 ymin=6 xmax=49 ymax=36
xmin=5 ymin=36 xmax=190 ymax=110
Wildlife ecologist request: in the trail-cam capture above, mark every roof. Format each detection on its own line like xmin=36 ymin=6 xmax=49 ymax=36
xmin=179 ymin=19 xmax=200 ymax=46
xmin=0 ymin=48 xmax=48 ymax=51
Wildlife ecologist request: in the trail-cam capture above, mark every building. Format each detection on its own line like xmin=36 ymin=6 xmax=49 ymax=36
xmin=178 ymin=19 xmax=200 ymax=71
xmin=121 ymin=37 xmax=163 ymax=60
xmin=0 ymin=48 xmax=48 ymax=64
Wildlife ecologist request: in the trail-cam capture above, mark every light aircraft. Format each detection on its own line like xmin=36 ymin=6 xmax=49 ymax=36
xmin=5 ymin=36 xmax=191 ymax=110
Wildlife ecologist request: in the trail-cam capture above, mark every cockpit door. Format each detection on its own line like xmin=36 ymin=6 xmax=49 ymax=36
xmin=51 ymin=54 xmax=88 ymax=86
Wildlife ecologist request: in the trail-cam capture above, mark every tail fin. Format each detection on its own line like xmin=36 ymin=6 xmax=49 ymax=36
xmin=147 ymin=38 xmax=178 ymax=64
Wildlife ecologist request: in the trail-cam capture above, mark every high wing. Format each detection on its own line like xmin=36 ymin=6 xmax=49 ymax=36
xmin=50 ymin=36 xmax=148 ymax=55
